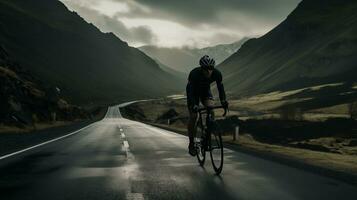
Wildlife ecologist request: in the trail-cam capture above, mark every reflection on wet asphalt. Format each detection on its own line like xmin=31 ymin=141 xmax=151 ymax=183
xmin=0 ymin=105 xmax=356 ymax=200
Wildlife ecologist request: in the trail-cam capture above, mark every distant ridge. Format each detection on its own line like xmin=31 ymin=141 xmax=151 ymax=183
xmin=139 ymin=37 xmax=250 ymax=74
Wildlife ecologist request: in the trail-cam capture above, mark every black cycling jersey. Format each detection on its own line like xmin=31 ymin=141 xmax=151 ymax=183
xmin=186 ymin=67 xmax=226 ymax=108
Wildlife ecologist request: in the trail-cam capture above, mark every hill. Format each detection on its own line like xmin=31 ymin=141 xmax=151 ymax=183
xmin=219 ymin=0 xmax=357 ymax=97
xmin=0 ymin=46 xmax=89 ymax=127
xmin=0 ymin=0 xmax=184 ymax=105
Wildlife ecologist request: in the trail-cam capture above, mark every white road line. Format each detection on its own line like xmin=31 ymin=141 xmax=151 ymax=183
xmin=121 ymin=133 xmax=126 ymax=138
xmin=123 ymin=141 xmax=130 ymax=149
xmin=0 ymin=122 xmax=96 ymax=161
xmin=122 ymin=139 xmax=134 ymax=159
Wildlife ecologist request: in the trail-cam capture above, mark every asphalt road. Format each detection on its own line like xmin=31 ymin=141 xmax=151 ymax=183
xmin=1 ymin=105 xmax=356 ymax=200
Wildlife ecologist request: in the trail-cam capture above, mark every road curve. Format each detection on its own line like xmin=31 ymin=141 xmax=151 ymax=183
xmin=0 ymin=105 xmax=356 ymax=200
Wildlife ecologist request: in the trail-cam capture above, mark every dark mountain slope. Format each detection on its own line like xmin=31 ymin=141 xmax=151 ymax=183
xmin=0 ymin=46 xmax=88 ymax=126
xmin=219 ymin=0 xmax=357 ymax=97
xmin=0 ymin=0 xmax=184 ymax=104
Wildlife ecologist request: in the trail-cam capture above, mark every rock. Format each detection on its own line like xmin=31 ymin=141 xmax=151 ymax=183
xmin=8 ymin=98 xmax=22 ymax=112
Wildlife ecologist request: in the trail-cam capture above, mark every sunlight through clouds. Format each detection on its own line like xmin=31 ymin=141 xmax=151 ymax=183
xmin=61 ymin=0 xmax=300 ymax=48
xmin=120 ymin=18 xmax=243 ymax=48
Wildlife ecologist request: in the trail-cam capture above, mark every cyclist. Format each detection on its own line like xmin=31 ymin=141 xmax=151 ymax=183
xmin=186 ymin=55 xmax=228 ymax=156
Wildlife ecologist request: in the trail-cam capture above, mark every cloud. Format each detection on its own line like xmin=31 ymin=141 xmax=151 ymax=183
xmin=62 ymin=1 xmax=157 ymax=46
xmin=129 ymin=26 xmax=157 ymax=44
xmin=116 ymin=0 xmax=301 ymax=28
xmin=61 ymin=0 xmax=301 ymax=47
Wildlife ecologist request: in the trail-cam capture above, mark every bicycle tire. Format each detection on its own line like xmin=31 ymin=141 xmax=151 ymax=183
xmin=209 ymin=122 xmax=224 ymax=174
xmin=196 ymin=120 xmax=206 ymax=166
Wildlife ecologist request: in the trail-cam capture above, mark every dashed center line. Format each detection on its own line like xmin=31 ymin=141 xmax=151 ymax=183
xmin=118 ymin=127 xmax=134 ymax=159
xmin=123 ymin=141 xmax=129 ymax=149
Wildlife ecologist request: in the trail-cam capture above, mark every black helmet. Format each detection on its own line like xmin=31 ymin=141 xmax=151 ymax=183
xmin=199 ymin=55 xmax=215 ymax=70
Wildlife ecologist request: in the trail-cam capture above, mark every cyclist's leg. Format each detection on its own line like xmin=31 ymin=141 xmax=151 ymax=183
xmin=203 ymin=98 xmax=214 ymax=107
xmin=202 ymin=97 xmax=215 ymax=119
xmin=187 ymin=110 xmax=198 ymax=143
xmin=187 ymin=94 xmax=199 ymax=140
xmin=187 ymin=104 xmax=198 ymax=156
xmin=202 ymin=89 xmax=214 ymax=108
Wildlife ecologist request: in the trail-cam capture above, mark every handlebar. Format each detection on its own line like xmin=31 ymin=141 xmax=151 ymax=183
xmin=197 ymin=105 xmax=228 ymax=117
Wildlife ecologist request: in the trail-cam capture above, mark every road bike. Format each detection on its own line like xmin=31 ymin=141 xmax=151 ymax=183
xmin=195 ymin=105 xmax=227 ymax=175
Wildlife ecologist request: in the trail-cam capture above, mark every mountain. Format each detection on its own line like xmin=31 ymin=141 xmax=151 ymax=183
xmin=0 ymin=46 xmax=87 ymax=125
xmin=139 ymin=38 xmax=249 ymax=74
xmin=219 ymin=0 xmax=357 ymax=97
xmin=194 ymin=38 xmax=250 ymax=64
xmin=138 ymin=46 xmax=195 ymax=74
xmin=153 ymin=59 xmax=186 ymax=80
xmin=0 ymin=0 xmax=184 ymax=105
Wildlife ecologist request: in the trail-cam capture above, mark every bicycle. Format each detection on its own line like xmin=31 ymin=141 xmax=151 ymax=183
xmin=194 ymin=105 xmax=228 ymax=175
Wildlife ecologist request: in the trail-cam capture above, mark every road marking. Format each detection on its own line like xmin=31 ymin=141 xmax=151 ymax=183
xmin=121 ymin=133 xmax=126 ymax=138
xmin=126 ymin=192 xmax=144 ymax=200
xmin=123 ymin=141 xmax=129 ymax=149
xmin=0 ymin=122 xmax=96 ymax=161
xmin=122 ymin=139 xmax=134 ymax=159
xmin=117 ymin=125 xmax=124 ymax=132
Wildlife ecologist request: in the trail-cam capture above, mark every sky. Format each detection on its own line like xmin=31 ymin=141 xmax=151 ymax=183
xmin=61 ymin=0 xmax=301 ymax=48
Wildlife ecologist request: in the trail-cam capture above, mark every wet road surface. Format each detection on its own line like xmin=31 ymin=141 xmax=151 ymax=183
xmin=1 ymin=105 xmax=356 ymax=200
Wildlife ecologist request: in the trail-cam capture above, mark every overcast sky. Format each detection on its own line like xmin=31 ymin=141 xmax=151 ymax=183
xmin=61 ymin=0 xmax=301 ymax=48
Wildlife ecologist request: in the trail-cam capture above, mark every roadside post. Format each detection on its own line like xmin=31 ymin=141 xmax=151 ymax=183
xmin=233 ymin=125 xmax=239 ymax=141
xmin=168 ymin=119 xmax=170 ymax=125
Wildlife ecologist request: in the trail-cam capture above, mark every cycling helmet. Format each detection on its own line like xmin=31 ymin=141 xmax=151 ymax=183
xmin=199 ymin=55 xmax=215 ymax=70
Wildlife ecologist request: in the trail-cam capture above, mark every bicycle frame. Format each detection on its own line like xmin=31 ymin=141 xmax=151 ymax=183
xmin=196 ymin=106 xmax=226 ymax=151
xmin=197 ymin=110 xmax=213 ymax=151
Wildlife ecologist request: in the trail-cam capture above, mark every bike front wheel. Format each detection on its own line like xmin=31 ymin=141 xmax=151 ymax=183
xmin=196 ymin=122 xmax=206 ymax=166
xmin=209 ymin=123 xmax=224 ymax=174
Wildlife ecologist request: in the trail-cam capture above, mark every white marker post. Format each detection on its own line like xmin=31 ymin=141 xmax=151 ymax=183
xmin=233 ymin=126 xmax=239 ymax=141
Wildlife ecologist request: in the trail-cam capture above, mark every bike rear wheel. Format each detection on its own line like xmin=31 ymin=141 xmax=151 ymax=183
xmin=209 ymin=123 xmax=224 ymax=174
xmin=196 ymin=121 xmax=206 ymax=166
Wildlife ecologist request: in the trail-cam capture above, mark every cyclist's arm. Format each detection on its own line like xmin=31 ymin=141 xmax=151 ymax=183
xmin=186 ymin=72 xmax=197 ymax=108
xmin=216 ymin=71 xmax=226 ymax=102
